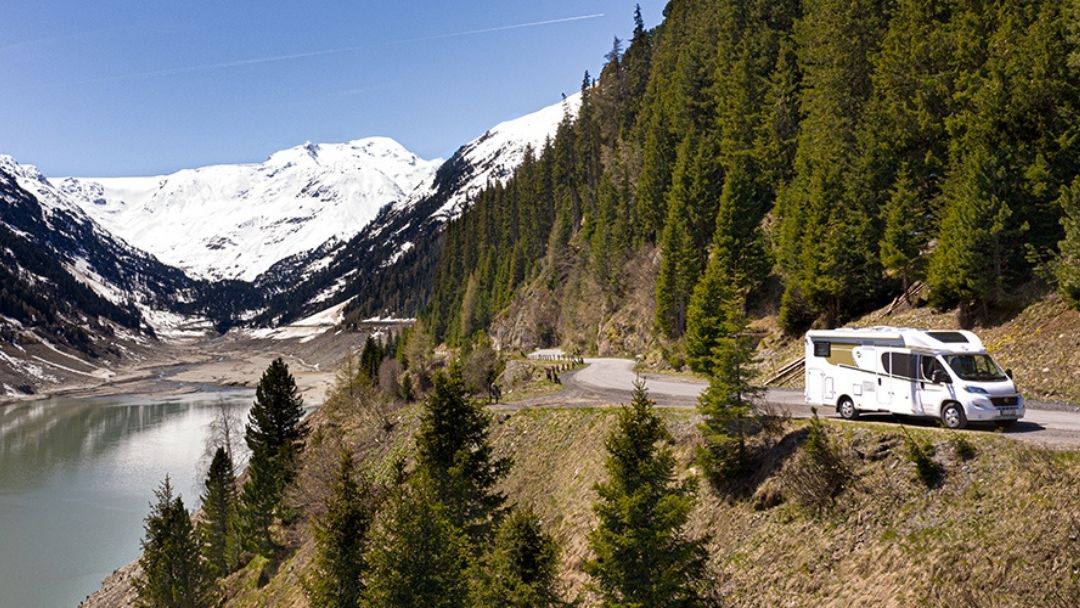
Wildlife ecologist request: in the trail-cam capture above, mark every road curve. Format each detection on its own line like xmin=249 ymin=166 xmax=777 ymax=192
xmin=560 ymin=357 xmax=1080 ymax=447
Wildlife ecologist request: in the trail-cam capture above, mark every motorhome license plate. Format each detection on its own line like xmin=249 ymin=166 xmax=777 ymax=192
xmin=999 ymin=408 xmax=1018 ymax=417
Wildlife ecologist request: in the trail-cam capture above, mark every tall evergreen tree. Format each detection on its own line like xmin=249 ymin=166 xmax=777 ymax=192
xmin=245 ymin=357 xmax=308 ymax=465
xmin=879 ymin=165 xmax=929 ymax=299
xmin=416 ymin=367 xmax=510 ymax=538
xmin=134 ymin=477 xmax=213 ymax=608
xmin=359 ymin=335 xmax=384 ymax=382
xmin=585 ymin=382 xmax=709 ymax=607
xmin=685 ymin=253 xmax=735 ymax=377
xmin=469 ymin=507 xmax=565 ymax=608
xmin=197 ymin=447 xmax=240 ymax=580
xmin=697 ymin=298 xmax=762 ymax=482
xmin=239 ymin=446 xmax=284 ymax=557
xmin=928 ymin=145 xmax=1015 ymax=325
xmin=1056 ymin=177 xmax=1080 ymax=309
xmin=777 ymin=0 xmax=887 ymax=330
xmin=240 ymin=358 xmax=308 ymax=555
xmin=655 ymin=135 xmax=703 ymax=339
xmin=304 ymin=450 xmax=373 ymax=608
xmin=361 ymin=474 xmax=470 ymax=608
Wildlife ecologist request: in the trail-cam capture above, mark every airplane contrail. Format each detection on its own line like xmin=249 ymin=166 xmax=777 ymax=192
xmin=386 ymin=13 xmax=605 ymax=44
xmin=65 ymin=13 xmax=605 ymax=86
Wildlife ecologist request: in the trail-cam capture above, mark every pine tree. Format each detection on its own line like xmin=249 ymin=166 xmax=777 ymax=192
xmin=197 ymin=447 xmax=240 ymax=580
xmin=697 ymin=298 xmax=762 ymax=483
xmin=239 ymin=446 xmax=284 ymax=557
xmin=304 ymin=450 xmax=373 ymax=608
xmin=416 ymin=368 xmax=510 ymax=538
xmin=655 ymin=135 xmax=702 ymax=339
xmin=1057 ymin=177 xmax=1080 ymax=308
xmin=246 ymin=357 xmax=308 ymax=466
xmin=134 ymin=477 xmax=213 ymax=608
xmin=361 ymin=473 xmax=470 ymax=608
xmin=928 ymin=145 xmax=1015 ymax=325
xmin=469 ymin=507 xmax=564 ymax=608
xmin=359 ymin=335 xmax=384 ymax=382
xmin=879 ymin=165 xmax=928 ymax=299
xmin=585 ymin=382 xmax=709 ymax=607
xmin=685 ymin=254 xmax=735 ymax=376
xmin=240 ymin=358 xmax=308 ymax=556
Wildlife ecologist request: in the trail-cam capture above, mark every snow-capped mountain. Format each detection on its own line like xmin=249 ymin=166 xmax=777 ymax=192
xmin=64 ymin=137 xmax=441 ymax=281
xmin=253 ymin=93 xmax=581 ymax=324
xmin=0 ymin=155 xmax=202 ymax=391
xmin=397 ymin=92 xmax=581 ymax=221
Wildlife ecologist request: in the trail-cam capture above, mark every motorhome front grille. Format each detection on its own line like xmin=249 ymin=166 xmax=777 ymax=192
xmin=991 ymin=396 xmax=1019 ymax=407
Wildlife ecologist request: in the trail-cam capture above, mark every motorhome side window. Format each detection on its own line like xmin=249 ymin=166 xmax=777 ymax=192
xmin=881 ymin=353 xmax=916 ymax=378
xmin=920 ymin=357 xmax=950 ymax=383
xmin=813 ymin=341 xmax=830 ymax=357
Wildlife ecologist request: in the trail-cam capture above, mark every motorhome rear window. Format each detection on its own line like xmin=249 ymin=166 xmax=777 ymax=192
xmin=927 ymin=331 xmax=968 ymax=343
xmin=813 ymin=341 xmax=831 ymax=357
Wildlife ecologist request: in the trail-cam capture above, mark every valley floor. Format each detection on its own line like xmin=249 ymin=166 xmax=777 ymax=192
xmin=0 ymin=327 xmax=361 ymax=409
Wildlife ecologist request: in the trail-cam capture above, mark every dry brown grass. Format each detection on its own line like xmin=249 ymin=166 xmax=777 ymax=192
xmin=217 ymin=394 xmax=1080 ymax=608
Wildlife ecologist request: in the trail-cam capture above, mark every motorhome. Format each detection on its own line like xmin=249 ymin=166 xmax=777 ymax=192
xmin=804 ymin=327 xmax=1023 ymax=429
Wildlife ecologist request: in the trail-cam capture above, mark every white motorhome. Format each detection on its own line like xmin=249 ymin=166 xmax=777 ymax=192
xmin=804 ymin=327 xmax=1023 ymax=429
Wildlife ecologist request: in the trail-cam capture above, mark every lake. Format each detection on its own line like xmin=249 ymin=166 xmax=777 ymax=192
xmin=0 ymin=389 xmax=253 ymax=607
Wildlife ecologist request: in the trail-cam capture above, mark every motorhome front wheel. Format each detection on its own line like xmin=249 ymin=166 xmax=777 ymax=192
xmin=941 ymin=403 xmax=967 ymax=429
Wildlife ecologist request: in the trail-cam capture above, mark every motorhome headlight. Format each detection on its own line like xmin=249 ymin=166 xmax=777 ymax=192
xmin=963 ymin=385 xmax=989 ymax=395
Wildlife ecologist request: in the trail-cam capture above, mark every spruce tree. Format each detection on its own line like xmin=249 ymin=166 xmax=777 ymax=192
xmin=361 ymin=473 xmax=470 ymax=608
xmin=134 ymin=477 xmax=213 ymax=608
xmin=239 ymin=446 xmax=284 ymax=557
xmin=416 ymin=367 xmax=510 ymax=538
xmin=197 ymin=447 xmax=240 ymax=580
xmin=1056 ymin=177 xmax=1080 ymax=309
xmin=240 ymin=358 xmax=308 ymax=556
xmin=697 ymin=298 xmax=762 ymax=483
xmin=655 ymin=135 xmax=701 ymax=339
xmin=304 ymin=450 xmax=373 ymax=608
xmin=246 ymin=357 xmax=308 ymax=465
xmin=359 ymin=335 xmax=384 ymax=382
xmin=585 ymin=382 xmax=709 ymax=607
xmin=685 ymin=252 xmax=734 ymax=376
xmin=469 ymin=507 xmax=564 ymax=608
xmin=927 ymin=145 xmax=1014 ymax=325
xmin=879 ymin=165 xmax=928 ymax=299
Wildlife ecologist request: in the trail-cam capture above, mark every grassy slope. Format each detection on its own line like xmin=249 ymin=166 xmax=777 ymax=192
xmin=227 ymin=398 xmax=1080 ymax=607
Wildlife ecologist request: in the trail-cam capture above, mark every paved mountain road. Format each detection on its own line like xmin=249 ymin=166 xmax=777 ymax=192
xmin=514 ymin=357 xmax=1080 ymax=447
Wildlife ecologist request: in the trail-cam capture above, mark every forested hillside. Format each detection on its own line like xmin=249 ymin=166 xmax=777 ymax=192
xmin=423 ymin=0 xmax=1080 ymax=355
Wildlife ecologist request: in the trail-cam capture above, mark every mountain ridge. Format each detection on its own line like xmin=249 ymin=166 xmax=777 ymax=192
xmin=63 ymin=136 xmax=442 ymax=281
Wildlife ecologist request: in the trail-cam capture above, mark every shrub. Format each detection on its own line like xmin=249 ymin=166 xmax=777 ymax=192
xmin=783 ymin=409 xmax=849 ymax=511
xmin=948 ymin=433 xmax=976 ymax=461
xmin=902 ymin=429 xmax=943 ymax=488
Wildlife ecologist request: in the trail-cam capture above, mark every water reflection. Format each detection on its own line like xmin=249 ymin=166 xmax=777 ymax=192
xmin=0 ymin=390 xmax=251 ymax=607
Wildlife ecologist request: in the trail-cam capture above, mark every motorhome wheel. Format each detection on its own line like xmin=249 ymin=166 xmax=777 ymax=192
xmin=941 ymin=403 xmax=967 ymax=429
xmin=838 ymin=396 xmax=857 ymax=420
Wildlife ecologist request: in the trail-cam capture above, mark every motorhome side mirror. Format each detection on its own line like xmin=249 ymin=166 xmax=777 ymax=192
xmin=932 ymin=370 xmax=949 ymax=384
xmin=1005 ymin=368 xmax=1013 ymax=379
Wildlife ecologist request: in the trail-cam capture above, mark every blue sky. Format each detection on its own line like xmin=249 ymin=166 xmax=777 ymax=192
xmin=0 ymin=1 xmax=666 ymax=177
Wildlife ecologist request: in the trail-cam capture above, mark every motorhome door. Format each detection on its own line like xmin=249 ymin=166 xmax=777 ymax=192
xmin=915 ymin=355 xmax=950 ymax=417
xmin=881 ymin=352 xmax=916 ymax=414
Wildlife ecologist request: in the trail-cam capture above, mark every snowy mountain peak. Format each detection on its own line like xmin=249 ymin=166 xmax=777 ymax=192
xmin=401 ymin=92 xmax=582 ymax=220
xmin=64 ymin=137 xmax=442 ymax=281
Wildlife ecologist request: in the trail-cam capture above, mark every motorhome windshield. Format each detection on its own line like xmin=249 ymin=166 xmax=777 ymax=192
xmin=944 ymin=354 xmax=1007 ymax=382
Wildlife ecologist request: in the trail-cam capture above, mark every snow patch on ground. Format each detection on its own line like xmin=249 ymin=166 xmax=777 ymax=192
xmin=246 ymin=298 xmax=354 ymax=343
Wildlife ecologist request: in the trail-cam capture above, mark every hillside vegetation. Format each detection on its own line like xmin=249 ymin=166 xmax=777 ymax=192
xmin=413 ymin=0 xmax=1080 ymax=368
xmin=206 ymin=390 xmax=1080 ymax=607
